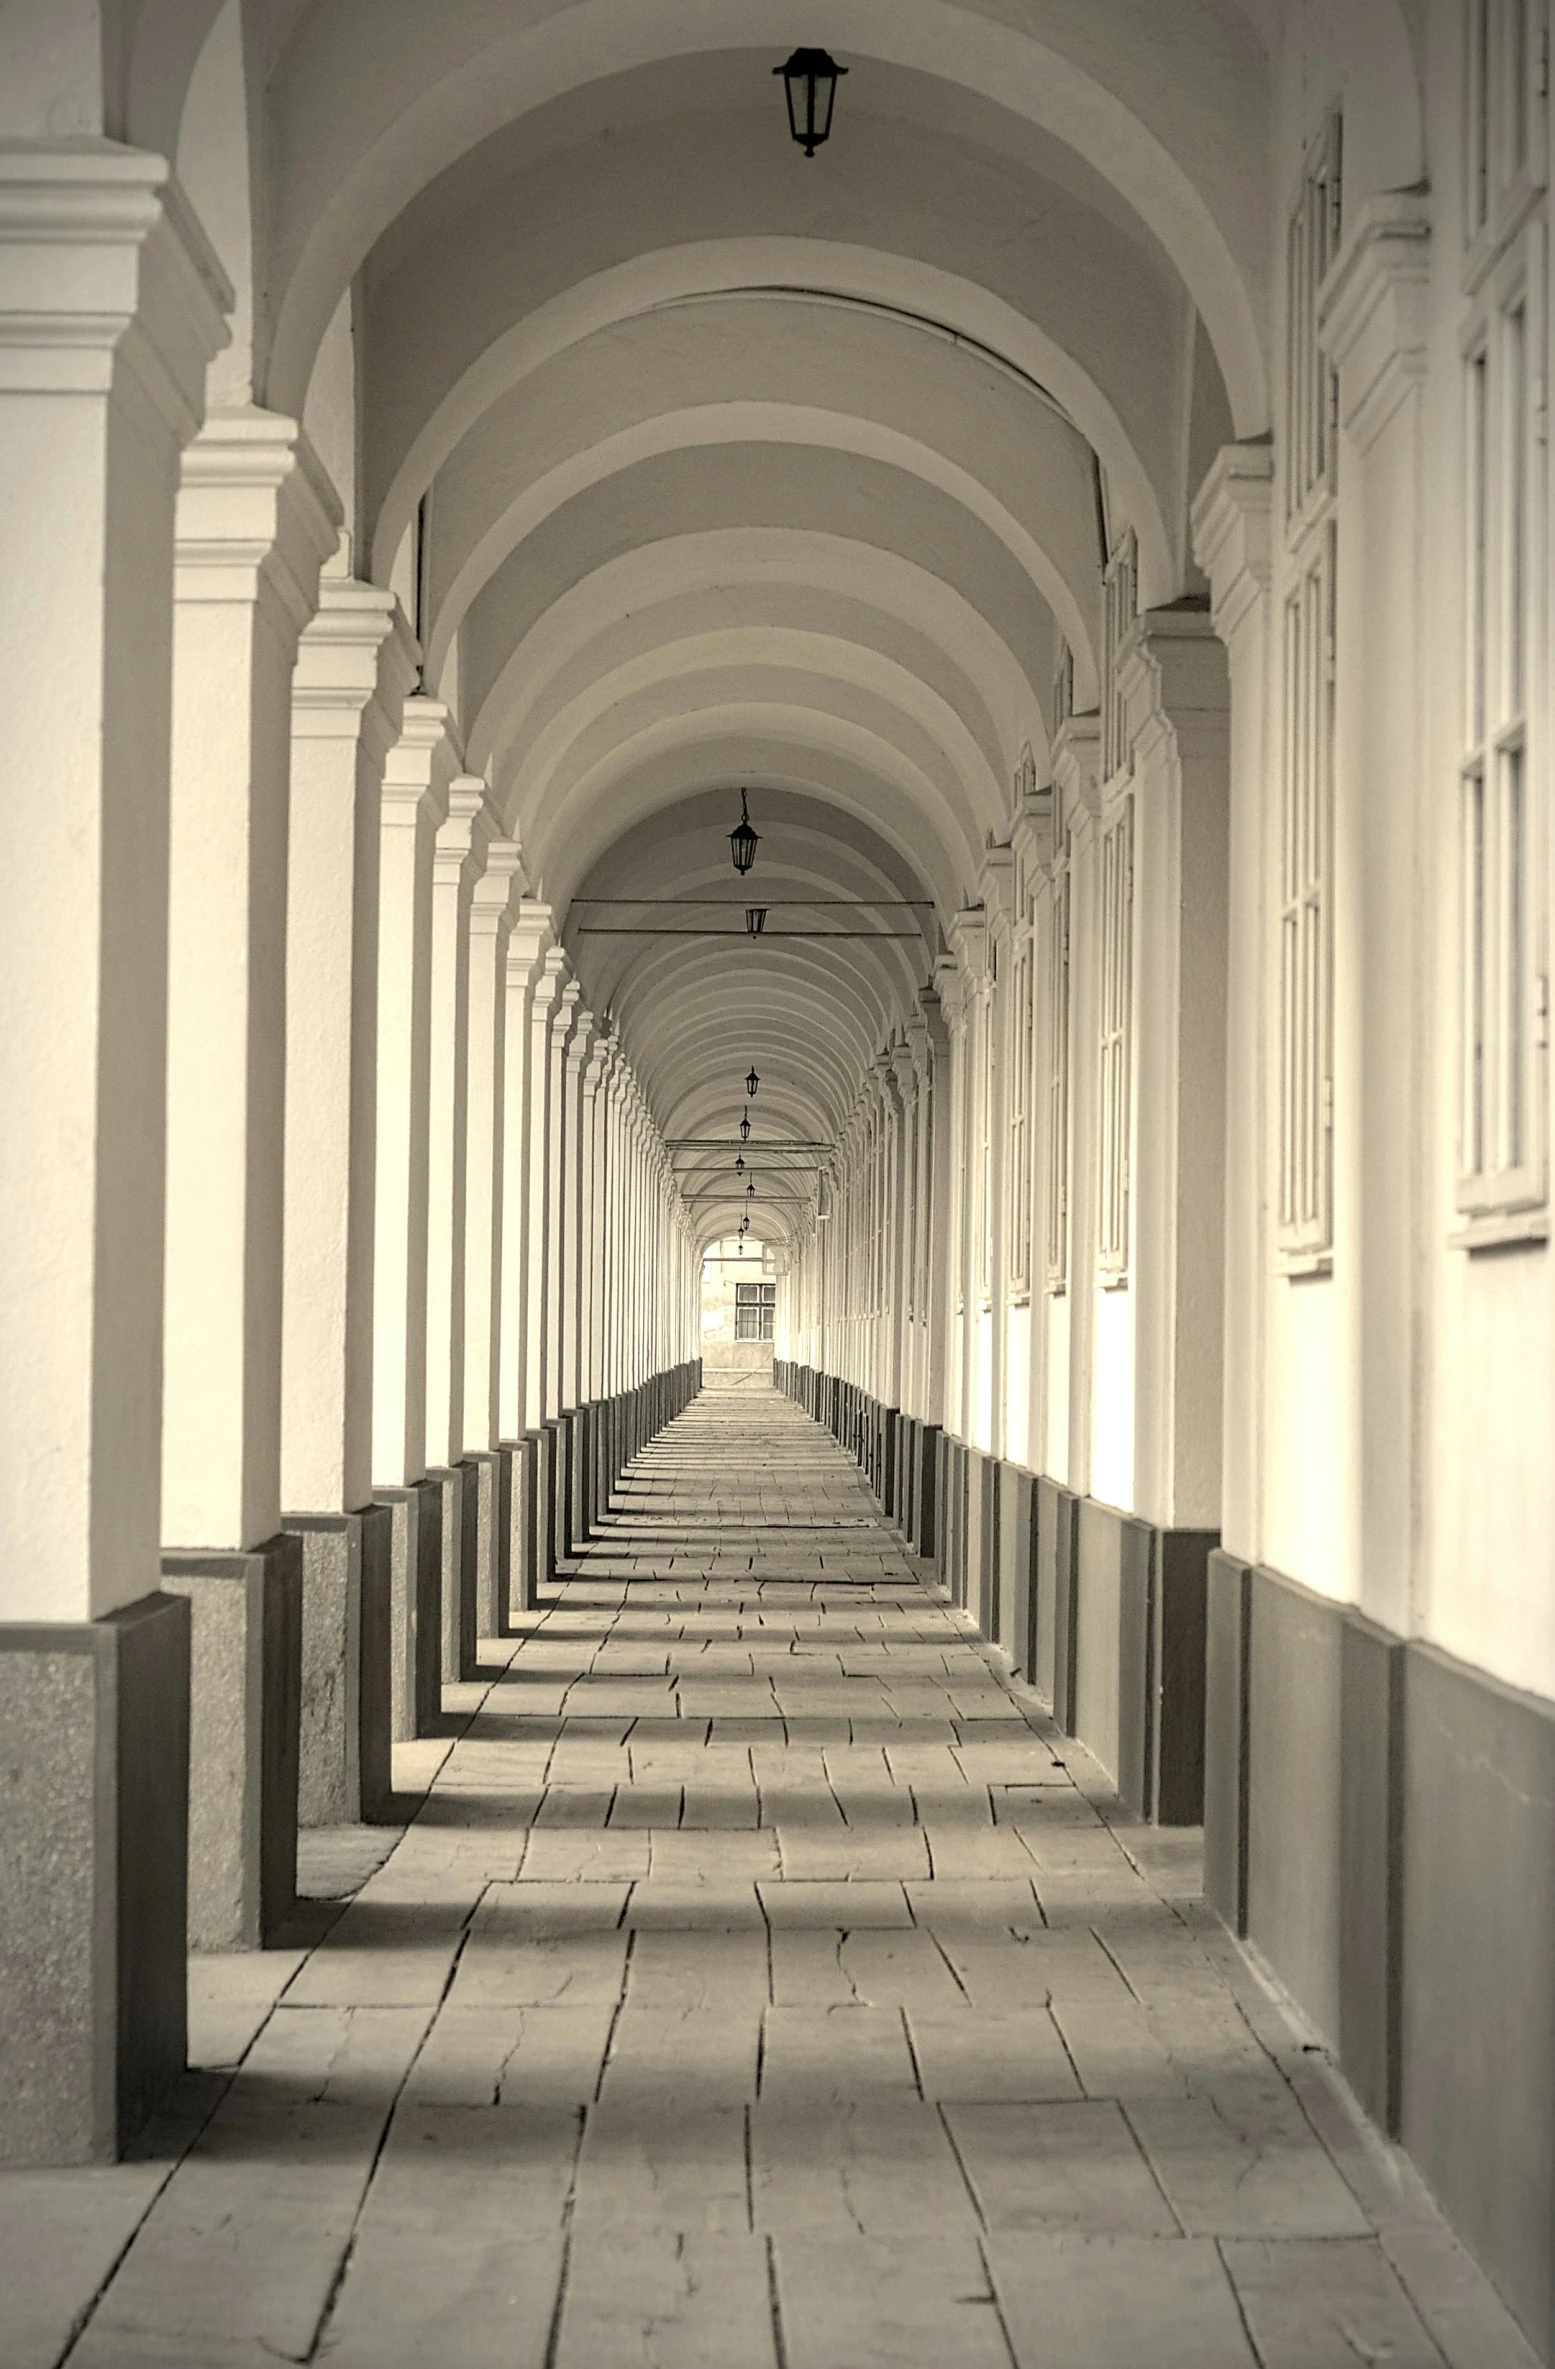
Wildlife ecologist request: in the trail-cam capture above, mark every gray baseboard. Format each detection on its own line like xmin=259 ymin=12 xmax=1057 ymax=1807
xmin=429 ymin=1462 xmax=478 ymax=1685
xmin=284 ymin=1504 xmax=393 ymax=1827
xmin=506 ymin=1433 xmax=541 ymax=1615
xmin=161 ymin=1535 xmax=302 ymax=1951
xmin=0 ymin=1592 xmax=190 ymax=2163
xmin=1204 ymin=1559 xmax=1555 ymax=2362
xmin=376 ymin=1477 xmax=442 ymax=1740
xmin=469 ymin=1448 xmax=509 ymax=1639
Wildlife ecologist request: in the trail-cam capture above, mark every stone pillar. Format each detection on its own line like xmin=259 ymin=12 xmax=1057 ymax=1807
xmin=0 ymin=145 xmax=228 ymax=2163
xmin=1115 ymin=608 xmax=1231 ymax=1535
xmin=373 ymin=697 xmax=457 ymax=1739
xmin=496 ymin=903 xmax=552 ymax=1616
xmin=1319 ymin=195 xmax=1431 ymax=1637
xmin=523 ymin=948 xmax=566 ymax=1594
xmin=160 ymin=407 xmax=340 ymax=1951
xmin=283 ymin=580 xmax=415 ymax=1828
xmin=424 ymin=777 xmax=496 ymax=1685
xmin=462 ymin=837 xmax=525 ymax=1639
xmin=1192 ymin=447 xmax=1274 ymax=1568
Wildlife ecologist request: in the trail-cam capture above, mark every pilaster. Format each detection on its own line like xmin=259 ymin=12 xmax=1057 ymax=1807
xmin=163 ymin=407 xmax=341 ymax=1556
xmin=372 ymin=697 xmax=458 ymax=1491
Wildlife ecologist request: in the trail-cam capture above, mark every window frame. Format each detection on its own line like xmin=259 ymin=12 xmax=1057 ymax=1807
xmin=1044 ymin=838 xmax=1072 ymax=1295
xmin=1456 ymin=213 xmax=1550 ymax=1234
xmin=1096 ymin=797 xmax=1135 ymax=1283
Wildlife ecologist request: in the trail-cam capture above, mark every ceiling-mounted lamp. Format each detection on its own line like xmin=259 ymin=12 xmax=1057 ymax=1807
xmin=739 ymin=1112 xmax=751 ymax=1142
xmin=729 ymin=789 xmax=759 ymax=876
xmin=746 ymin=1066 xmax=760 ymax=1099
xmin=775 ymin=47 xmax=847 ymax=156
xmin=745 ymin=907 xmax=767 ymax=937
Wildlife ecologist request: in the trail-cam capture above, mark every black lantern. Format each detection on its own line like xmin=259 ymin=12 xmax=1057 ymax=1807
xmin=745 ymin=906 xmax=767 ymax=937
xmin=747 ymin=1181 xmax=756 ymax=1199
xmin=775 ymin=48 xmax=847 ymax=156
xmin=735 ymin=1154 xmax=746 ymax=1175
xmin=729 ymin=789 xmax=759 ymax=876
xmin=739 ymin=1112 xmax=751 ymax=1142
xmin=746 ymin=1066 xmax=760 ymax=1098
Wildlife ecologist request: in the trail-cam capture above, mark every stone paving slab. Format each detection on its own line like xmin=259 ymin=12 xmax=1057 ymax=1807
xmin=5 ymin=1386 xmax=1539 ymax=2368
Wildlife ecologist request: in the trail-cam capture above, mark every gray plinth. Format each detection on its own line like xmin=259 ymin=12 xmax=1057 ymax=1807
xmin=470 ymin=1449 xmax=510 ymax=1640
xmin=0 ymin=1592 xmax=190 ymax=2164
xmin=430 ymin=1463 xmax=478 ymax=1685
xmin=377 ymin=1478 xmax=442 ymax=1740
xmin=161 ymin=1536 xmax=302 ymax=1952
xmin=284 ymin=1504 xmax=393 ymax=1827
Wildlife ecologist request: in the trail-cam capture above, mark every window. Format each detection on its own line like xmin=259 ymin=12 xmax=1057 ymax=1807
xmin=1097 ymin=801 xmax=1134 ymax=1278
xmin=735 ymin=1282 xmax=775 ymax=1341
xmin=1008 ymin=897 xmax=1034 ymax=1297
xmin=1279 ymin=117 xmax=1342 ymax=1264
xmin=1279 ymin=524 xmax=1337 ymax=1254
xmin=1287 ymin=114 xmax=1342 ymax=534
xmin=1467 ymin=0 xmax=1547 ymax=256
xmin=1045 ymin=846 xmax=1072 ymax=1291
xmin=1101 ymin=530 xmax=1138 ymax=783
xmin=1052 ymin=642 xmax=1075 ymax=736
xmin=1458 ymin=213 xmax=1547 ymax=1223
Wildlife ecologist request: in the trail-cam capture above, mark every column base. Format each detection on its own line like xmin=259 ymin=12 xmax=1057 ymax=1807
xmin=541 ymin=1419 xmax=563 ymax=1583
xmin=160 ymin=1536 xmax=302 ymax=1951
xmin=428 ymin=1463 xmax=479 ymax=1685
xmin=504 ymin=1434 xmax=542 ymax=1615
xmin=0 ymin=1593 xmax=190 ymax=2164
xmin=469 ymin=1448 xmax=510 ymax=1639
xmin=376 ymin=1479 xmax=442 ymax=1740
xmin=284 ymin=1505 xmax=393 ymax=1827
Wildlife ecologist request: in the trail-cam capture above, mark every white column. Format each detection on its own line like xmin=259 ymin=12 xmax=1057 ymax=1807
xmin=560 ymin=1008 xmax=599 ymax=1413
xmin=1192 ymin=446 xmax=1274 ymax=1562
xmin=282 ymin=581 xmax=415 ymax=1515
xmin=461 ymin=838 xmax=525 ymax=1460
xmin=497 ymin=905 xmax=554 ymax=1444
xmin=544 ymin=981 xmax=583 ymax=1421
xmin=0 ymin=150 xmax=228 ymax=1624
xmin=372 ymin=697 xmax=456 ymax=1490
xmin=526 ymin=951 xmax=566 ymax=1430
xmin=425 ymin=778 xmax=496 ymax=1475
xmin=162 ymin=408 xmax=340 ymax=1553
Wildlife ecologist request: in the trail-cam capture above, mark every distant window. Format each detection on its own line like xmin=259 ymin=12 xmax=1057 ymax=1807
xmin=1458 ymin=18 xmax=1547 ymax=1231
xmin=1045 ymin=842 xmax=1072 ymax=1293
xmin=1096 ymin=800 xmax=1134 ymax=1279
xmin=1101 ymin=529 xmax=1138 ymax=784
xmin=735 ymin=1281 xmax=775 ymax=1340
xmin=1278 ymin=116 xmax=1342 ymax=1266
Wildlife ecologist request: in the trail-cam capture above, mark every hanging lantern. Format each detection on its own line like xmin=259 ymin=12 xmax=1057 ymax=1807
xmin=746 ymin=1066 xmax=759 ymax=1099
xmin=745 ymin=907 xmax=767 ymax=937
xmin=735 ymin=1154 xmax=746 ymax=1175
xmin=774 ymin=48 xmax=847 ymax=157
xmin=729 ymin=789 xmax=759 ymax=876
xmin=739 ymin=1113 xmax=751 ymax=1142
xmin=747 ymin=1181 xmax=756 ymax=1199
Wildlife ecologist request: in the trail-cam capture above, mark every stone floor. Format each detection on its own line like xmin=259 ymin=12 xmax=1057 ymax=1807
xmin=2 ymin=1387 xmax=1541 ymax=2368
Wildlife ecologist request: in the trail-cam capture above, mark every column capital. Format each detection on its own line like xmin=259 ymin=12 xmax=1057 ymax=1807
xmin=175 ymin=406 xmax=341 ymax=636
xmin=382 ymin=695 xmax=458 ymax=829
xmin=0 ymin=145 xmax=231 ymax=442
xmin=434 ymin=774 xmax=500 ymax=885
xmin=1319 ymin=189 xmax=1432 ymax=452
xmin=469 ymin=838 xmax=527 ymax=936
xmin=508 ymin=899 xmax=555 ymax=985
xmin=1191 ymin=441 xmax=1274 ymax=641
xmin=1010 ymin=784 xmax=1054 ymax=879
xmin=1116 ymin=606 xmax=1227 ymax=777
xmin=978 ymin=843 xmax=1018 ymax=933
xmin=1050 ymin=710 xmax=1103 ymax=828
xmin=947 ymin=907 xmax=989 ymax=986
xmin=293 ymin=579 xmax=418 ymax=768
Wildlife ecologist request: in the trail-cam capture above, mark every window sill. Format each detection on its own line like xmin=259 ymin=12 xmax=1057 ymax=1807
xmin=1449 ymin=1208 xmax=1550 ymax=1254
xmin=1278 ymin=1248 xmax=1333 ymax=1281
xmin=1098 ymin=1269 xmax=1130 ymax=1294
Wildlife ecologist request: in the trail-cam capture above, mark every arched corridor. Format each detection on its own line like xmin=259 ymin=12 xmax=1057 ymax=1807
xmin=2 ymin=1 xmax=1554 ymax=2361
xmin=3 ymin=1386 xmax=1532 ymax=2367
